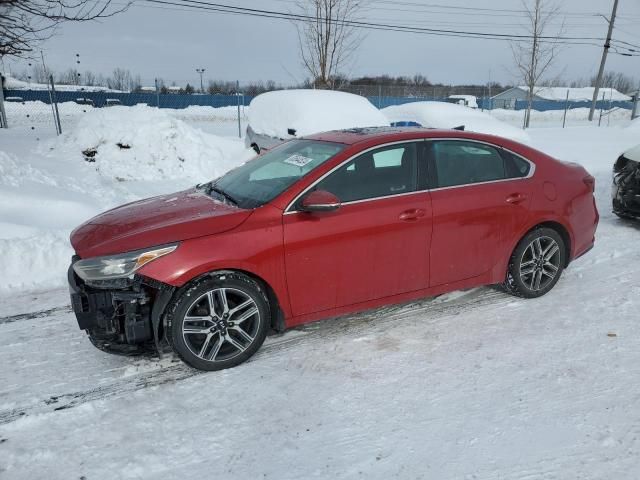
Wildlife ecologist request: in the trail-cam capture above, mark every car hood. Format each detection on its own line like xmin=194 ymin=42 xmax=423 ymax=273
xmin=71 ymin=188 xmax=252 ymax=258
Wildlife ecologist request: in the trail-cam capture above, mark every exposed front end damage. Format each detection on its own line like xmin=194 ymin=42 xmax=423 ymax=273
xmin=68 ymin=257 xmax=175 ymax=356
xmin=613 ymin=152 xmax=640 ymax=218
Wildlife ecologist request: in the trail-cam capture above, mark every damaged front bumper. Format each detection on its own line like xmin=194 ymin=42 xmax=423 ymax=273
xmin=68 ymin=257 xmax=175 ymax=356
xmin=613 ymin=153 xmax=640 ymax=218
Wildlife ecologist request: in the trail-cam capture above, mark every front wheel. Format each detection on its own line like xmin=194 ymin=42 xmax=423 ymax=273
xmin=166 ymin=273 xmax=270 ymax=371
xmin=503 ymin=228 xmax=566 ymax=299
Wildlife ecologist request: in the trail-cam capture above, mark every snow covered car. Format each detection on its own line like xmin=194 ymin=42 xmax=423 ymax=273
xmin=76 ymin=97 xmax=95 ymax=106
xmin=69 ymin=127 xmax=598 ymax=371
xmin=245 ymin=89 xmax=389 ymax=153
xmin=382 ymin=101 xmax=530 ymax=143
xmin=447 ymin=95 xmax=478 ymax=108
xmin=612 ymin=144 xmax=640 ymax=219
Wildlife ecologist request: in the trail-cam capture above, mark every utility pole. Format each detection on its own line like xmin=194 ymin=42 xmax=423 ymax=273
xmin=589 ymin=0 xmax=619 ymax=121
xmin=196 ymin=68 xmax=205 ymax=93
xmin=75 ymin=53 xmax=81 ymax=86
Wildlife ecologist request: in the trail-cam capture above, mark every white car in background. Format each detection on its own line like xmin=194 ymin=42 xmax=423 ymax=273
xmin=381 ymin=101 xmax=530 ymax=143
xmin=245 ymin=89 xmax=389 ymax=153
xmin=447 ymin=95 xmax=478 ymax=108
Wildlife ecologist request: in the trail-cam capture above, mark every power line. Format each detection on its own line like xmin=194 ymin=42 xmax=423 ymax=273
xmin=143 ymin=0 xmax=607 ymax=45
xmin=129 ymin=1 xmax=608 ymax=31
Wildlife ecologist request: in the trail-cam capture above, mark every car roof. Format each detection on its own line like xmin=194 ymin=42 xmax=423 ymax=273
xmin=305 ymin=126 xmax=503 ymax=146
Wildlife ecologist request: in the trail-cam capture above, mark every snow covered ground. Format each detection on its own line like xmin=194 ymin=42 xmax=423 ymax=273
xmin=1 ymin=108 xmax=639 ymax=479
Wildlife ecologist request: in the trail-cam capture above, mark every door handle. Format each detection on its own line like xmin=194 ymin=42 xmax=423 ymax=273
xmin=399 ymin=208 xmax=426 ymax=221
xmin=506 ymin=193 xmax=527 ymax=205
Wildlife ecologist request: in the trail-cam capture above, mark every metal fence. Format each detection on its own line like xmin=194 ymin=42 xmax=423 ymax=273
xmin=0 ymin=87 xmax=250 ymax=136
xmin=2 ymin=89 xmax=253 ymax=109
xmin=1 ymin=85 xmax=636 ymax=135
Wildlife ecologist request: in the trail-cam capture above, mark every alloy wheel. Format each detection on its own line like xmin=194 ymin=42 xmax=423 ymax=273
xmin=181 ymin=287 xmax=260 ymax=363
xmin=519 ymin=236 xmax=561 ymax=292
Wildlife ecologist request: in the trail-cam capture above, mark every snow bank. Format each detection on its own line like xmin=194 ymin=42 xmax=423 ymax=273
xmin=168 ymin=105 xmax=248 ymax=122
xmin=0 ymin=107 xmax=252 ymax=292
xmin=626 ymin=117 xmax=640 ymax=131
xmin=53 ymin=105 xmax=250 ymax=182
xmin=382 ymin=101 xmax=530 ymax=143
xmin=491 ymin=107 xmax=632 ymax=127
xmin=2 ymin=73 xmax=121 ymax=92
xmin=248 ymin=89 xmax=389 ymax=138
xmin=520 ymin=86 xmax=631 ymax=102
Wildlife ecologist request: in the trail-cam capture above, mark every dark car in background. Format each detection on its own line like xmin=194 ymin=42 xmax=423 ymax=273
xmin=613 ymin=144 xmax=640 ymax=219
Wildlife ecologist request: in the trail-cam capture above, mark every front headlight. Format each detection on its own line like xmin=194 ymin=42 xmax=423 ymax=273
xmin=73 ymin=244 xmax=178 ymax=281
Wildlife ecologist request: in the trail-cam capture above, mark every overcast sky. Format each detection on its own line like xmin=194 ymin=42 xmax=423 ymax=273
xmin=3 ymin=0 xmax=640 ymax=87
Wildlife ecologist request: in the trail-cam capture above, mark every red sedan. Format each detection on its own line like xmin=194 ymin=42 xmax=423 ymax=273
xmin=69 ymin=127 xmax=599 ymax=370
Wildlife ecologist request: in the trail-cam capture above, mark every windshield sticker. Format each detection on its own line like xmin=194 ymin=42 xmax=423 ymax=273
xmin=283 ymin=154 xmax=314 ymax=167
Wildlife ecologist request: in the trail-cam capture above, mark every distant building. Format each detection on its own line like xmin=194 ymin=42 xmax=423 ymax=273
xmin=491 ymin=86 xmax=631 ymax=109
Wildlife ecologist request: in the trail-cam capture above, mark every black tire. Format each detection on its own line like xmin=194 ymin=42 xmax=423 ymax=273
xmin=166 ymin=272 xmax=270 ymax=371
xmin=503 ymin=227 xmax=566 ymax=299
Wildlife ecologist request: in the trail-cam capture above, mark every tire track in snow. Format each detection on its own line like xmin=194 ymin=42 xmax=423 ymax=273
xmin=0 ymin=305 xmax=72 ymax=325
xmin=0 ymin=288 xmax=511 ymax=425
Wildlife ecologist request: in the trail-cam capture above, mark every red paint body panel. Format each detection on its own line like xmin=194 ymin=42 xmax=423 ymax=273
xmin=429 ymin=179 xmax=533 ymax=286
xmin=70 ymin=128 xmax=599 ymax=330
xmin=71 ymin=189 xmax=251 ymax=258
xmin=283 ymin=192 xmax=431 ymax=317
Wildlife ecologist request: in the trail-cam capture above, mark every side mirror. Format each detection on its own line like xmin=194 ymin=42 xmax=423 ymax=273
xmin=300 ymin=190 xmax=341 ymax=212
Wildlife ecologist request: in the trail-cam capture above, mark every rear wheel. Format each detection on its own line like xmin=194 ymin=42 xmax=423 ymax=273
xmin=503 ymin=228 xmax=565 ymax=299
xmin=167 ymin=273 xmax=270 ymax=371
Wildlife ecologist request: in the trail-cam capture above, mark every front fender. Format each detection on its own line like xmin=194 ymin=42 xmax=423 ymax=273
xmin=137 ymin=206 xmax=291 ymax=318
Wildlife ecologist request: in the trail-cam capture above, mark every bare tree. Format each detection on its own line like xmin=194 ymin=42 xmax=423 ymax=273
xmin=295 ymin=0 xmax=363 ymax=89
xmin=107 ymin=68 xmax=132 ymax=91
xmin=591 ymin=71 xmax=636 ymax=94
xmin=0 ymin=0 xmax=128 ymax=58
xmin=511 ymin=0 xmax=564 ymax=128
xmin=83 ymin=70 xmax=96 ymax=86
xmin=57 ymin=67 xmax=79 ymax=85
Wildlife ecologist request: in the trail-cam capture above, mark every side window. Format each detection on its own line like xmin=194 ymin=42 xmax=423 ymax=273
xmin=315 ymin=143 xmax=418 ymax=203
xmin=431 ymin=141 xmax=506 ymax=188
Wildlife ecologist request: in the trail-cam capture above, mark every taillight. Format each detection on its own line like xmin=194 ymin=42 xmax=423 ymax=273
xmin=583 ymin=174 xmax=595 ymax=193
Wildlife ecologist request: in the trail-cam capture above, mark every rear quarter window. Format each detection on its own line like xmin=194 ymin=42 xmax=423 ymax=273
xmin=503 ymin=150 xmax=532 ymax=178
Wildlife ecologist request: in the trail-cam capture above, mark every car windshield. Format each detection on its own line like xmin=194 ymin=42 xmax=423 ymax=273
xmin=211 ymin=139 xmax=345 ymax=209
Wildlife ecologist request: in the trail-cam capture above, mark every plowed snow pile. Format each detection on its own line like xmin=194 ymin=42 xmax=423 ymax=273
xmin=55 ymin=105 xmax=249 ymax=181
xmin=0 ymin=106 xmax=252 ymax=292
xmin=627 ymin=116 xmax=640 ymax=131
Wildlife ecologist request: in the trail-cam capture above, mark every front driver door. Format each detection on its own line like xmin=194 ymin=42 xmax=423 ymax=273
xmin=283 ymin=141 xmax=432 ymax=318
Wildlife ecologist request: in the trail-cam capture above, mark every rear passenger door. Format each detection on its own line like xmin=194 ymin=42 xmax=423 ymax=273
xmin=426 ymin=140 xmax=534 ymax=286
